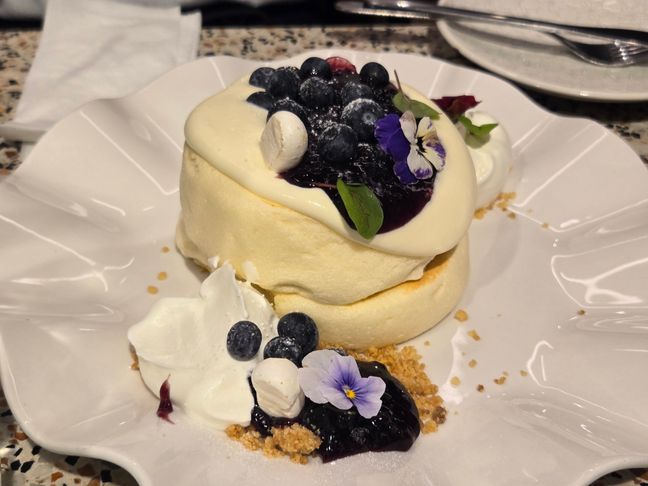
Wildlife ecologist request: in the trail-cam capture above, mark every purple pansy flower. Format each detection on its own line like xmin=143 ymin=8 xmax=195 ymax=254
xmin=298 ymin=349 xmax=386 ymax=419
xmin=375 ymin=110 xmax=446 ymax=185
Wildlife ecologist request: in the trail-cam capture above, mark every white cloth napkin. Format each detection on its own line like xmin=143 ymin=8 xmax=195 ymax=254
xmin=0 ymin=0 xmax=201 ymax=142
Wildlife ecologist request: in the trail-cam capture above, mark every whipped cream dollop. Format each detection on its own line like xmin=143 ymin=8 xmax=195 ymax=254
xmin=128 ymin=264 xmax=278 ymax=430
xmin=460 ymin=111 xmax=513 ymax=209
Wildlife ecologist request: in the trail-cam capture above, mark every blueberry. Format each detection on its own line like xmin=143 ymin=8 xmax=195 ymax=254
xmin=341 ymin=98 xmax=385 ymax=143
xmin=263 ymin=336 xmax=303 ymax=365
xmin=267 ymin=98 xmax=309 ymax=126
xmin=299 ymin=77 xmax=335 ymax=110
xmin=277 ymin=312 xmax=319 ymax=355
xmin=359 ymin=62 xmax=389 ymax=88
xmin=340 ymin=81 xmax=373 ymax=106
xmin=246 ymin=91 xmax=274 ymax=110
xmin=249 ymin=67 xmax=275 ymax=89
xmin=317 ymin=123 xmax=357 ymax=164
xmin=227 ymin=320 xmax=262 ymax=361
xmin=299 ymin=57 xmax=332 ymax=79
xmin=267 ymin=67 xmax=301 ymax=100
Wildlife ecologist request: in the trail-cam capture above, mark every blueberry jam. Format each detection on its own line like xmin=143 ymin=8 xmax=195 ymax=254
xmin=247 ymin=57 xmax=438 ymax=234
xmin=249 ymin=359 xmax=420 ymax=462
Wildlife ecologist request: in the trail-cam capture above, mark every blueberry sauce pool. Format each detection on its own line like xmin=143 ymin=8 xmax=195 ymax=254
xmin=249 ymin=360 xmax=421 ymax=462
xmin=247 ymin=60 xmax=438 ymax=235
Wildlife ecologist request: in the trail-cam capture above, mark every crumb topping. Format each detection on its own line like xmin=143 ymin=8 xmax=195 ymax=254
xmin=493 ymin=375 xmax=507 ymax=385
xmin=474 ymin=191 xmax=516 ymax=220
xmin=226 ymin=424 xmax=321 ymax=464
xmin=454 ymin=309 xmax=469 ymax=322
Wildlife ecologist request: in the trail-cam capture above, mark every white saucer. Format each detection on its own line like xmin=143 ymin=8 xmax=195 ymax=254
xmin=438 ymin=0 xmax=648 ymax=101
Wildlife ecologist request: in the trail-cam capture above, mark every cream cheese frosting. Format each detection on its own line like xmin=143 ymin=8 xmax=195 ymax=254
xmin=184 ymin=76 xmax=476 ymax=258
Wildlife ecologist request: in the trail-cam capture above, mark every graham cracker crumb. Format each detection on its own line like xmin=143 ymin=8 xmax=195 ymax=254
xmin=507 ymin=212 xmax=516 ymax=219
xmin=473 ymin=206 xmax=488 ymax=220
xmin=130 ymin=347 xmax=140 ymax=371
xmin=467 ymin=329 xmax=481 ymax=341
xmin=454 ymin=309 xmax=469 ymax=322
xmin=161 ymin=246 xmax=170 ymax=253
xmin=541 ymin=222 xmax=549 ymax=229
xmin=577 ymin=309 xmax=586 ymax=315
xmin=520 ymin=370 xmax=528 ymax=377
xmin=157 ymin=271 xmax=168 ymax=281
xmin=474 ymin=192 xmax=517 ymax=220
xmin=468 ymin=359 xmax=477 ymax=368
xmin=503 ymin=371 xmax=509 ymax=377
xmin=450 ymin=376 xmax=461 ymax=387
xmin=494 ymin=375 xmax=507 ymax=385
xmin=496 ymin=192 xmax=516 ymax=208
xmin=476 ymin=384 xmax=485 ymax=392
xmin=147 ymin=285 xmax=159 ymax=295
xmin=226 ymin=424 xmax=320 ymax=464
xmin=424 ymin=340 xmax=430 ymax=346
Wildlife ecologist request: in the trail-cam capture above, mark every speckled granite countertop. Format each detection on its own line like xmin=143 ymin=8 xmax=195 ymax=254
xmin=1 ymin=25 xmax=647 ymax=486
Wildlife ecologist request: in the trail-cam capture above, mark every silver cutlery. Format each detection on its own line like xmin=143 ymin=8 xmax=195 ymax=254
xmin=335 ymin=1 xmax=648 ymax=67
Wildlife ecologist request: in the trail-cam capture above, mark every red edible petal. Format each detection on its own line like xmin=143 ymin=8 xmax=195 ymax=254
xmin=157 ymin=375 xmax=174 ymax=424
xmin=432 ymin=95 xmax=479 ymax=120
xmin=326 ymin=56 xmax=357 ymax=74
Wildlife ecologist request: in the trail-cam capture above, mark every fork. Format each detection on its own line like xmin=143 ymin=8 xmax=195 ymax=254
xmin=551 ymin=35 xmax=648 ymax=66
xmin=335 ymin=1 xmax=648 ymax=67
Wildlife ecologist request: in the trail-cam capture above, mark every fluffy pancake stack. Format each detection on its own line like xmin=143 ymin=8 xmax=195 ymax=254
xmin=176 ymin=72 xmax=476 ymax=349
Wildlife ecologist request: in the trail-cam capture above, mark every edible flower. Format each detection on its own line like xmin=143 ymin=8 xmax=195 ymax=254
xmin=432 ymin=95 xmax=497 ymax=142
xmin=298 ymin=349 xmax=386 ymax=419
xmin=432 ymin=95 xmax=479 ymax=121
xmin=157 ymin=375 xmax=174 ymax=424
xmin=375 ymin=110 xmax=446 ymax=185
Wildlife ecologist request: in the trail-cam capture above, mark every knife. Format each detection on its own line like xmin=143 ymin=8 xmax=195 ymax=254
xmin=336 ymin=0 xmax=648 ymax=47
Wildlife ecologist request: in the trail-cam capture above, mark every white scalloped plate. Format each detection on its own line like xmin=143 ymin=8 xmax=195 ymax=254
xmin=438 ymin=0 xmax=648 ymax=101
xmin=1 ymin=51 xmax=648 ymax=486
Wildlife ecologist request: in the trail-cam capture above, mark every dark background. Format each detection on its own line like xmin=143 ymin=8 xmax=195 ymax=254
xmin=0 ymin=0 xmax=409 ymax=29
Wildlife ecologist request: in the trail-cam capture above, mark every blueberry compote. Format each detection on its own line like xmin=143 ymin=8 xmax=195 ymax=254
xmin=247 ymin=57 xmax=437 ymax=234
xmin=249 ymin=359 xmax=420 ymax=462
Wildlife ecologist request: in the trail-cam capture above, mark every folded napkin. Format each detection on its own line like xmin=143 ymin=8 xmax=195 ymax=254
xmin=0 ymin=0 xmax=201 ymax=142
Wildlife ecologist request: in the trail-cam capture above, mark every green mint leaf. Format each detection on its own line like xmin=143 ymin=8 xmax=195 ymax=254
xmin=392 ymin=92 xmax=439 ymax=120
xmin=336 ymin=179 xmax=384 ymax=240
xmin=458 ymin=115 xmax=498 ymax=141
